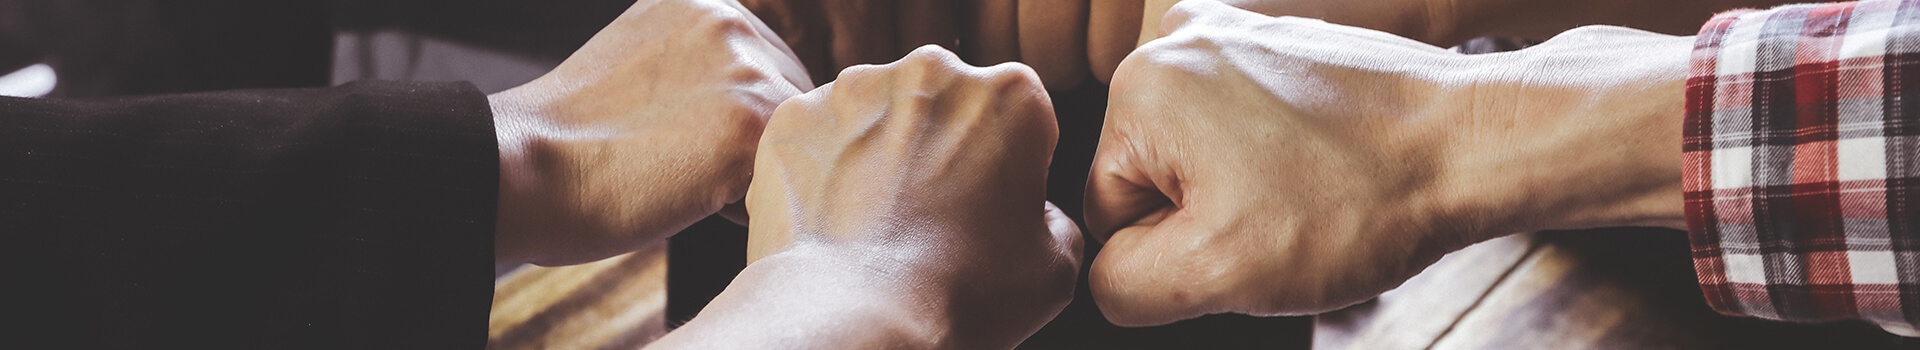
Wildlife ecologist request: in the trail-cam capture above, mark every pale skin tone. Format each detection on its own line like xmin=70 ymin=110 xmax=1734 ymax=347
xmin=490 ymin=1 xmax=1088 ymax=346
xmin=1083 ymin=0 xmax=1692 ymax=325
xmin=1096 ymin=0 xmax=1920 ymax=335
xmin=1095 ymin=1 xmax=1920 ymax=336
xmin=649 ymin=46 xmax=1083 ymax=349
xmin=488 ymin=0 xmax=811 ymax=266
xmin=483 ymin=0 xmax=1806 ymax=344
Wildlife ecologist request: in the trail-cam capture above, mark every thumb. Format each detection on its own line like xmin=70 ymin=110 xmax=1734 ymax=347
xmin=1044 ymin=201 xmax=1087 ymax=270
xmin=1087 ymin=0 xmax=1143 ymax=84
xmin=1088 ymin=205 xmax=1239 ymax=326
xmin=1083 ymin=125 xmax=1231 ymax=326
xmin=1082 ymin=133 xmax=1175 ymax=243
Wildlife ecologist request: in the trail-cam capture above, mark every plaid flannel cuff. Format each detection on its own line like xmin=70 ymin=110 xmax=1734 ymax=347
xmin=1684 ymin=0 xmax=1920 ymax=329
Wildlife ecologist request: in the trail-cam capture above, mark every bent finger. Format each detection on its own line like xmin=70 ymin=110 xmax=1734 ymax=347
xmin=829 ymin=0 xmax=899 ymax=71
xmin=1087 ymin=212 xmax=1231 ymax=327
xmin=896 ymin=0 xmax=961 ymax=56
xmin=961 ymin=0 xmax=1021 ymax=66
xmin=1045 ymin=201 xmax=1087 ymax=269
xmin=1082 ymin=123 xmax=1176 ymax=243
xmin=1087 ymin=0 xmax=1144 ymax=84
xmin=1019 ymin=0 xmax=1091 ymax=91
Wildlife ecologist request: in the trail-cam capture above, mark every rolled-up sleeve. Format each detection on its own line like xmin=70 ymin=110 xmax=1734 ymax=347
xmin=1684 ymin=0 xmax=1920 ymax=331
xmin=2 ymin=80 xmax=500 ymax=348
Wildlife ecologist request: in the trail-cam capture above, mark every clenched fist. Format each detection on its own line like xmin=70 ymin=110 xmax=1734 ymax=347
xmin=489 ymin=0 xmax=811 ymax=266
xmin=1085 ymin=0 xmax=1687 ymax=326
xmin=650 ymin=46 xmax=1083 ymax=349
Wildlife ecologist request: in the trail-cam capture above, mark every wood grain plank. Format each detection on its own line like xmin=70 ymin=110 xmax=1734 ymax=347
xmin=1314 ymin=233 xmax=1540 ymax=350
xmin=488 ymin=244 xmax=669 ymax=350
xmin=1318 ymin=229 xmax=1904 ymax=349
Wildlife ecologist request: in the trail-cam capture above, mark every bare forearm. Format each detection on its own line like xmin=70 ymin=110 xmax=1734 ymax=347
xmin=1428 ymin=26 xmax=1693 ymax=240
xmin=644 ymin=249 xmax=951 ymax=349
xmin=1211 ymin=0 xmax=1799 ymax=46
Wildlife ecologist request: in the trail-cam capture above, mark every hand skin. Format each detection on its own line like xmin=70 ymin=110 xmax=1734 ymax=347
xmin=488 ymin=0 xmax=813 ymax=266
xmin=1084 ymin=0 xmax=1689 ymax=326
xmin=738 ymin=0 xmax=1092 ymax=91
xmin=647 ymin=46 xmax=1084 ymax=349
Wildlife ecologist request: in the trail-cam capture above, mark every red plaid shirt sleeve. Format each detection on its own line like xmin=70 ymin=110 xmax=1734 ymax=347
xmin=1685 ymin=0 xmax=1920 ymax=329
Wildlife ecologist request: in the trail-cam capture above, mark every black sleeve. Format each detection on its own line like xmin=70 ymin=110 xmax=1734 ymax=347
xmin=1 ymin=80 xmax=499 ymax=349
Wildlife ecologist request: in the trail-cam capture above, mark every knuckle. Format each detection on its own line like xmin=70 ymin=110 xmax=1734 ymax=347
xmin=692 ymin=4 xmax=758 ymax=38
xmin=891 ymin=45 xmax=967 ymax=83
xmin=966 ymin=62 xmax=1055 ymax=137
xmin=899 ymin=44 xmax=963 ymax=68
xmin=1164 ymin=0 xmax=1247 ymax=34
xmin=1114 ymin=34 xmax=1225 ymax=88
xmin=1160 ymin=1 xmax=1200 ymax=34
xmin=1003 ymin=83 xmax=1058 ymax=134
xmin=723 ymin=63 xmax=777 ymax=85
xmin=829 ymin=63 xmax=891 ymax=95
xmin=834 ymin=63 xmax=884 ymax=84
xmin=982 ymin=62 xmax=1046 ymax=94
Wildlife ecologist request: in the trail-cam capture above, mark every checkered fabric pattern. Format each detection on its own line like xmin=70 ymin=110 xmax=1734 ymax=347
xmin=1685 ymin=0 xmax=1920 ymax=328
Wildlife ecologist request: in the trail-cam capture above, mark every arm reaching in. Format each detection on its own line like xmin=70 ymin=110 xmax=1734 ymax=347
xmin=1084 ymin=0 xmax=1688 ymax=326
xmin=647 ymin=46 xmax=1083 ymax=349
xmin=488 ymin=0 xmax=812 ymax=266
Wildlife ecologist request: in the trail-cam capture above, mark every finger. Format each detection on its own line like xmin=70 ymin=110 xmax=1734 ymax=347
xmin=724 ymin=0 xmax=817 ymax=90
xmin=960 ymin=0 xmax=1021 ymax=66
xmin=1087 ymin=0 xmax=1143 ymax=84
xmin=1083 ymin=71 xmax=1223 ymax=326
xmin=1044 ymin=201 xmax=1087 ymax=269
xmin=828 ymin=0 xmax=898 ymax=71
xmin=1082 ymin=127 xmax=1175 ymax=244
xmin=1018 ymin=0 xmax=1091 ymax=91
xmin=1137 ymin=0 xmax=1181 ymax=46
xmin=1088 ymin=211 xmax=1232 ymax=326
xmin=740 ymin=0 xmax=837 ymax=86
xmin=1157 ymin=0 xmax=1259 ymax=38
xmin=895 ymin=0 xmax=960 ymax=56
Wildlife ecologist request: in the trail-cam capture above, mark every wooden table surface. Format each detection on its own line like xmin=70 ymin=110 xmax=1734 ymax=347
xmin=483 ymin=229 xmax=1913 ymax=350
xmin=1315 ymin=228 xmax=1908 ymax=349
xmin=488 ymin=244 xmax=668 ymax=350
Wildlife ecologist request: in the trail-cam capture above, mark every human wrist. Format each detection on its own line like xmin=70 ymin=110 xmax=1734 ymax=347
xmin=488 ymin=91 xmax=564 ymax=265
xmin=662 ymin=246 xmax=954 ymax=349
xmin=1426 ymin=27 xmax=1692 ymax=242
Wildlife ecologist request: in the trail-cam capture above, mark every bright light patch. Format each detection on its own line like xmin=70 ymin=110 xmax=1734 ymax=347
xmin=0 ymin=63 xmax=56 ymax=98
